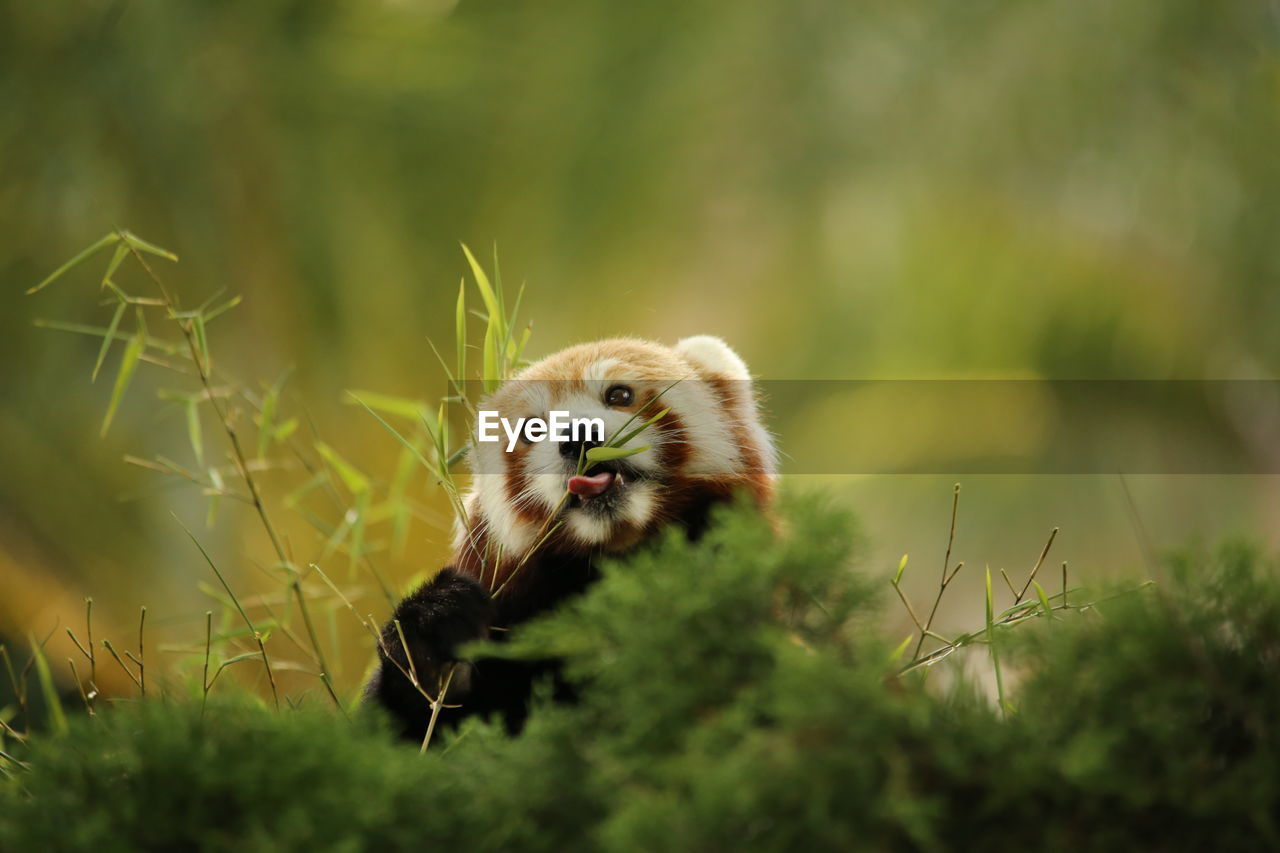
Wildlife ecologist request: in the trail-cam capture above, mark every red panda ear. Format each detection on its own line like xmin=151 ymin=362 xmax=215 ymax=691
xmin=675 ymin=335 xmax=752 ymax=381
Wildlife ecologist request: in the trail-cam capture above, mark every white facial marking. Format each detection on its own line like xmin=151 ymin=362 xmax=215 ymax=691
xmin=459 ymin=337 xmax=774 ymax=558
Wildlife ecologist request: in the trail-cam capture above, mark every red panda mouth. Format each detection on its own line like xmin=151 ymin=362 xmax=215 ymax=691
xmin=565 ymin=464 xmax=640 ymax=510
xmin=567 ymin=470 xmax=615 ymax=498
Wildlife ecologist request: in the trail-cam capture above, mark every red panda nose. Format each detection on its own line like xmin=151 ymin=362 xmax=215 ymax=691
xmin=559 ymin=438 xmax=603 ymax=461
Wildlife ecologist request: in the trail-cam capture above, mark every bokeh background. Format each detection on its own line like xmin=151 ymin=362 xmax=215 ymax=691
xmin=2 ymin=0 xmax=1278 ymax=701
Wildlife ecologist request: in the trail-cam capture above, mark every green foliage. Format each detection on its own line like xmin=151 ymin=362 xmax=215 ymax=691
xmin=998 ymin=541 xmax=1280 ymax=849
xmin=3 ymin=500 xmax=1277 ymax=850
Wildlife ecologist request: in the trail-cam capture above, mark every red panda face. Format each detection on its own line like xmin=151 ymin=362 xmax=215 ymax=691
xmin=456 ymin=337 xmax=775 ymax=567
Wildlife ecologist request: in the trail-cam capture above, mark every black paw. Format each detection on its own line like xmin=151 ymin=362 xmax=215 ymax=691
xmin=381 ymin=568 xmax=494 ymax=676
xmin=366 ymin=569 xmax=494 ymax=738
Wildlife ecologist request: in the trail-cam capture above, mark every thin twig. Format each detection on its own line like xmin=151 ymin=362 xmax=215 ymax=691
xmin=101 ymin=639 xmax=142 ymax=691
xmin=1015 ymin=527 xmax=1059 ymax=604
xmin=891 ymin=581 xmax=926 ymax=633
xmin=913 ymin=484 xmax=962 ymax=658
xmin=202 ymin=611 xmax=213 ymax=714
xmin=0 ymin=645 xmax=25 ymax=718
xmin=138 ymin=606 xmax=146 ymax=697
xmin=175 ymin=517 xmax=279 ymax=709
xmin=900 ymin=582 xmax=1154 ymax=674
xmin=0 ymin=749 xmax=31 ymax=771
xmin=421 ymin=664 xmax=457 ymax=754
xmin=127 ymin=240 xmax=340 ymax=710
xmin=67 ymin=658 xmax=94 ymax=716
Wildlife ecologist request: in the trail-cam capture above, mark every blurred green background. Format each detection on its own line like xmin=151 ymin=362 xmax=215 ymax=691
xmin=2 ymin=0 xmax=1277 ymax=698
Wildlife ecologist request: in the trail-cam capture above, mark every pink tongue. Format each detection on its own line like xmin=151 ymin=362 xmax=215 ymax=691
xmin=568 ymin=471 xmax=614 ymax=497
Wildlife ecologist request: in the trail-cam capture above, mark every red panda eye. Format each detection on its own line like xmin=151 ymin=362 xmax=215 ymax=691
xmin=604 ymin=385 xmax=634 ymax=407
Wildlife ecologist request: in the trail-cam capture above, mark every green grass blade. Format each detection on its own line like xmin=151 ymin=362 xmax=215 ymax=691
xmin=26 ymin=233 xmax=119 ymax=295
xmin=894 ymin=554 xmax=909 ymax=585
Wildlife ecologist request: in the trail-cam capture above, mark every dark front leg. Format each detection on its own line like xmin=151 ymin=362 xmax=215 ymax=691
xmin=365 ymin=568 xmax=494 ymax=741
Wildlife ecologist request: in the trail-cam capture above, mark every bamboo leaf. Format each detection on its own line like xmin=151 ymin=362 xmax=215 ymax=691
xmin=101 ymin=331 xmax=145 ymax=437
xmin=350 ymin=395 xmax=436 ymax=475
xmin=91 ymin=302 xmax=128 ymax=383
xmin=984 ymin=566 xmax=995 ymax=626
xmin=435 ymin=402 xmax=451 ymax=465
xmin=605 ymin=379 xmax=682 ymax=448
xmin=175 ymin=516 xmax=260 ymax=637
xmin=505 ymin=281 xmax=526 ymax=355
xmin=27 ymin=233 xmax=120 ymax=295
xmin=461 ymin=243 xmax=505 ymax=344
xmin=257 ymin=384 xmax=279 ymax=460
xmin=203 ymin=295 xmax=242 ymax=323
xmin=455 ymin=279 xmax=467 ymax=383
xmin=218 ymin=652 xmax=263 ymax=667
xmin=492 ymin=241 xmax=506 ymax=328
xmin=29 ymin=637 xmax=67 ymax=736
xmin=185 ymin=398 xmax=204 ymax=467
xmin=513 ymin=325 xmax=533 ymax=366
xmin=272 ymin=418 xmax=298 ymax=443
xmin=315 ymin=442 xmax=370 ymax=495
xmin=888 ymin=633 xmax=914 ymax=664
xmin=1033 ymin=581 xmax=1053 ymax=619
xmin=32 ymin=318 xmax=183 ymax=355
xmin=343 ymin=390 xmax=426 ymax=420
xmin=191 ymin=313 xmax=210 ymax=372
xmin=122 ymin=231 xmax=178 ymax=262
xmin=613 ymin=407 xmax=669 ymax=449
xmin=585 ymin=445 xmax=650 ymax=464
xmin=100 ymin=242 xmax=130 ymax=291
xmin=986 ymin=566 xmax=1008 ymax=714
xmin=206 ymin=468 xmax=223 ymax=528
xmin=482 ymin=319 xmax=498 ymax=393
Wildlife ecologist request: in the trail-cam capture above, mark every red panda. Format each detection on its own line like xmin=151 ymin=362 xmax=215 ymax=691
xmin=366 ymin=336 xmax=776 ymax=741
